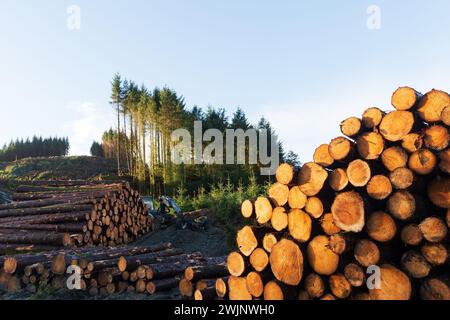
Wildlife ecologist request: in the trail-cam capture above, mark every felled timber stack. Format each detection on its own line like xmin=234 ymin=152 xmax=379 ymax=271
xmin=0 ymin=181 xmax=153 ymax=248
xmin=227 ymin=87 xmax=449 ymax=301
xmin=0 ymin=242 xmax=221 ymax=296
xmin=177 ymin=256 xmax=228 ymax=300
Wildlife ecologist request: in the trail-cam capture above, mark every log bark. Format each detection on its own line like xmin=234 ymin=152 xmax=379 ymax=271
xmin=184 ymin=263 xmax=228 ymax=282
xmin=117 ymin=248 xmax=184 ymax=272
xmin=0 ymin=232 xmax=71 ymax=247
xmin=146 ymin=277 xmax=180 ymax=295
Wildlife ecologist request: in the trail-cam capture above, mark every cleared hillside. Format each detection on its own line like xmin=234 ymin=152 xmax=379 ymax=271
xmin=0 ymin=156 xmax=119 ymax=182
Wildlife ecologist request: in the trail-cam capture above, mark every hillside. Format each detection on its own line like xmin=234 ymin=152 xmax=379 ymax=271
xmin=0 ymin=156 xmax=120 ymax=182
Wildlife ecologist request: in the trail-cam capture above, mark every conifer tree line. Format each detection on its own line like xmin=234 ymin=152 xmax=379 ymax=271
xmin=0 ymin=136 xmax=69 ymax=162
xmin=91 ymin=73 xmax=300 ymax=196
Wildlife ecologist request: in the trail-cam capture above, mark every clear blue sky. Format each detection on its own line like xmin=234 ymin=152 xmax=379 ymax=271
xmin=1 ymin=0 xmax=449 ymax=160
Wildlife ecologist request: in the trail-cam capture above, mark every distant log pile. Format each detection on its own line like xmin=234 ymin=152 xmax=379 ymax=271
xmin=222 ymin=87 xmax=449 ymax=301
xmin=0 ymin=243 xmax=223 ymax=296
xmin=0 ymin=181 xmax=153 ymax=248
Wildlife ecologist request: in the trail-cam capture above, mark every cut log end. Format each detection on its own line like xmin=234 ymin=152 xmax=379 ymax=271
xmin=340 ymin=117 xmax=362 ymax=137
xmin=362 ymin=107 xmax=383 ymax=129
xmin=270 ymin=239 xmax=303 ymax=286
xmin=369 ymin=265 xmax=412 ymax=300
xmin=331 ymin=191 xmax=365 ymax=232
xmin=392 ymin=86 xmax=421 ymax=111
xmin=276 ymin=163 xmax=295 ymax=185
xmin=366 ymin=211 xmax=397 ymax=242
xmin=357 ymin=132 xmax=384 ymax=160
xmin=254 ymin=197 xmax=273 ymax=224
xmin=241 ymin=200 xmax=254 ymax=219
xmin=313 ymin=144 xmax=334 ymax=167
xmin=354 ymin=239 xmax=380 ymax=267
xmin=380 ymin=111 xmax=415 ymax=142
xmin=417 ymin=89 xmax=450 ymax=123
xmin=307 ymin=235 xmax=339 ymax=276
xmin=388 ymin=190 xmax=416 ymax=221
xmin=366 ymin=175 xmax=392 ymax=200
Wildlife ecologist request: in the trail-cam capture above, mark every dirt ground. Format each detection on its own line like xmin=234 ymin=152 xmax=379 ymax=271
xmin=134 ymin=223 xmax=231 ymax=258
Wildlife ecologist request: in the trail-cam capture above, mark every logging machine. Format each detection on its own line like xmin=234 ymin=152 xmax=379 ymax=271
xmin=145 ymin=196 xmax=208 ymax=232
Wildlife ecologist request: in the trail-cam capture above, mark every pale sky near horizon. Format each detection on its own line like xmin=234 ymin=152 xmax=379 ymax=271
xmin=0 ymin=1 xmax=449 ymax=161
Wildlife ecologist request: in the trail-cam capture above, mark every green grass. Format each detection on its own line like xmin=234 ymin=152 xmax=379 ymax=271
xmin=175 ymin=174 xmax=270 ymax=247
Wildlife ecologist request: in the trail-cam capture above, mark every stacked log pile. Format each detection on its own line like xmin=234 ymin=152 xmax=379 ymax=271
xmin=177 ymin=257 xmax=228 ymax=300
xmin=0 ymin=243 xmax=221 ymax=296
xmin=0 ymin=181 xmax=153 ymax=248
xmin=225 ymin=87 xmax=449 ymax=300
